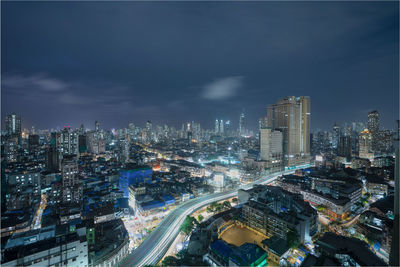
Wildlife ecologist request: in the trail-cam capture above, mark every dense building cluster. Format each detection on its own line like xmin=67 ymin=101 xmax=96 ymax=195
xmin=1 ymin=97 xmax=397 ymax=267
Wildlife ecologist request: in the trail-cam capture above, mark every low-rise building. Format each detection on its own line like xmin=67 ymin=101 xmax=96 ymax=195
xmin=2 ymin=224 xmax=88 ymax=267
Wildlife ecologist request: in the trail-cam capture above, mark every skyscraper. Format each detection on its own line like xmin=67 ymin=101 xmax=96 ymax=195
xmin=61 ymin=154 xmax=80 ymax=203
xmin=337 ymin=135 xmax=352 ymax=161
xmin=225 ymin=120 xmax=231 ymax=136
xmin=267 ymin=96 xmax=310 ymax=167
xmin=5 ymin=113 xmax=22 ymax=136
xmin=332 ymin=122 xmax=340 ymax=149
xmin=367 ymin=110 xmax=380 ymax=151
xmin=359 ymin=129 xmax=374 ymax=160
xmin=260 ymin=128 xmax=283 ymax=172
xmin=215 ymin=119 xmax=219 ymax=134
xmin=95 ymin=120 xmax=100 ymax=132
xmin=239 ymin=110 xmax=245 ymax=136
xmin=219 ymin=119 xmax=224 ymax=134
xmin=57 ymin=127 xmax=78 ymax=156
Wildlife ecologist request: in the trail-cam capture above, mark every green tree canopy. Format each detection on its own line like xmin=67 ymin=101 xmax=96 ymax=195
xmin=180 ymin=216 xmax=198 ymax=235
xmin=223 ymin=200 xmax=231 ymax=209
xmin=161 ymin=256 xmax=180 ymax=267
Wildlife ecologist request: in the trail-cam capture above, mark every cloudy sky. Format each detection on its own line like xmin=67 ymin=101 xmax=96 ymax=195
xmin=2 ymin=1 xmax=399 ymax=131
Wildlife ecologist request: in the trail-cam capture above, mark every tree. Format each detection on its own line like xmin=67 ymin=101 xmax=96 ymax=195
xmin=223 ymin=200 xmax=231 ymax=209
xmin=286 ymin=228 xmax=300 ymax=248
xmin=161 ymin=256 xmax=180 ymax=267
xmin=215 ymin=203 xmax=223 ymax=212
xmin=177 ymin=248 xmax=188 ymax=260
xmin=210 ymin=201 xmax=218 ymax=211
xmin=197 ymin=214 xmax=204 ymax=222
xmin=180 ymin=216 xmax=197 ymax=235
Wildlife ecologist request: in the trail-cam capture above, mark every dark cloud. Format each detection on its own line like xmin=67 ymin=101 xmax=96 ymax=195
xmin=1 ymin=1 xmax=398 ymax=130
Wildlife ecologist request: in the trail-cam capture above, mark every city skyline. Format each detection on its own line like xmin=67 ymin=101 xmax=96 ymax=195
xmin=1 ymin=2 xmax=398 ymax=266
xmin=2 ymin=2 xmax=399 ymax=130
xmin=1 ymin=106 xmax=396 ymax=134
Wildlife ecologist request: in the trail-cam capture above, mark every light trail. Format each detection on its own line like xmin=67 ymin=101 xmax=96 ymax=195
xmin=119 ymin=165 xmax=312 ymax=267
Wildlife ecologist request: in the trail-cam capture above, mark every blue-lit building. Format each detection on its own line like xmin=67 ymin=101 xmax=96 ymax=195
xmin=204 ymin=239 xmax=268 ymax=266
xmin=161 ymin=195 xmax=175 ymax=206
xmin=119 ymin=165 xmax=153 ymax=198
xmin=138 ymin=200 xmax=165 ymax=216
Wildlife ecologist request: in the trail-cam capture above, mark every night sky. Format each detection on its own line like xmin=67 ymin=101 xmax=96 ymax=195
xmin=2 ymin=2 xmax=399 ymax=131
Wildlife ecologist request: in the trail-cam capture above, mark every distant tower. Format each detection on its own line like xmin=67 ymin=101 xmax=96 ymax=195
xmin=224 ymin=120 xmax=231 ymax=135
xmin=215 ymin=119 xmax=219 ymax=134
xmin=79 ymin=124 xmax=85 ymax=134
xmin=95 ymin=121 xmax=100 ymax=132
xmin=5 ymin=113 xmax=22 ymax=136
xmin=219 ymin=119 xmax=224 ymax=134
xmin=239 ymin=110 xmax=245 ymax=136
xmin=367 ymin=110 xmax=380 ymax=151
xmin=359 ymin=129 xmax=373 ymax=160
xmin=332 ymin=122 xmax=340 ymax=149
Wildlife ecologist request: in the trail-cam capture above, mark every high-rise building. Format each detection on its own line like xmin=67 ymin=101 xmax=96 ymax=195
xmin=215 ymin=119 xmax=219 ymax=134
xmin=239 ymin=110 xmax=245 ymax=136
xmin=359 ymin=129 xmax=374 ymax=160
xmin=225 ymin=120 xmax=231 ymax=136
xmin=332 ymin=122 xmax=340 ymax=149
xmin=61 ymin=154 xmax=80 ymax=203
xmin=367 ymin=110 xmax=380 ymax=152
xmin=337 ymin=136 xmax=352 ymax=161
xmin=378 ymin=129 xmax=394 ymax=153
xmin=145 ymin=121 xmax=152 ymax=143
xmin=95 ymin=120 xmax=100 ymax=132
xmin=259 ymin=117 xmax=267 ymax=132
xmin=5 ymin=113 xmax=21 ymax=136
xmin=260 ymin=128 xmax=283 ymax=172
xmin=267 ymin=96 xmax=310 ymax=167
xmin=28 ymin=134 xmax=39 ymax=151
xmin=219 ymin=119 xmax=224 ymax=134
xmin=78 ymin=134 xmax=87 ymax=154
xmin=57 ymin=127 xmax=78 ymax=156
xmin=46 ymin=146 xmax=58 ymax=172
xmin=79 ymin=124 xmax=85 ymax=134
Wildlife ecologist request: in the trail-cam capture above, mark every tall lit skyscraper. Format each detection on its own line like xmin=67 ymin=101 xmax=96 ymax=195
xmin=56 ymin=127 xmax=78 ymax=156
xmin=219 ymin=119 xmax=224 ymax=134
xmin=260 ymin=127 xmax=283 ymax=172
xmin=5 ymin=113 xmax=22 ymax=136
xmin=95 ymin=120 xmax=100 ymax=132
xmin=367 ymin=110 xmax=380 ymax=151
xmin=367 ymin=110 xmax=380 ymax=133
xmin=239 ymin=110 xmax=245 ymax=136
xmin=215 ymin=119 xmax=219 ymax=134
xmin=225 ymin=120 xmax=231 ymax=135
xmin=332 ymin=122 xmax=340 ymax=149
xmin=359 ymin=129 xmax=374 ymax=160
xmin=266 ymin=96 xmax=310 ymax=167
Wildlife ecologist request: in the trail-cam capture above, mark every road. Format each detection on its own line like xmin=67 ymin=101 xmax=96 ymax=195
xmin=119 ymin=166 xmax=310 ymax=267
xmin=32 ymin=194 xmax=47 ymax=230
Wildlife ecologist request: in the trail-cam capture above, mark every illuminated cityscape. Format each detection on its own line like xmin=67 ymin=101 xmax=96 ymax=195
xmin=1 ymin=1 xmax=399 ymax=267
